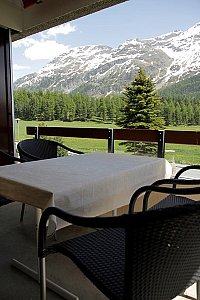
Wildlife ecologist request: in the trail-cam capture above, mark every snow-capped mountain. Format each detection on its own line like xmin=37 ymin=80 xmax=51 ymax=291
xmin=14 ymin=23 xmax=200 ymax=96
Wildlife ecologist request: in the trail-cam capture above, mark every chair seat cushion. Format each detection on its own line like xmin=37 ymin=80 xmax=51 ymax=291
xmin=53 ymin=228 xmax=125 ymax=300
xmin=151 ymin=194 xmax=197 ymax=210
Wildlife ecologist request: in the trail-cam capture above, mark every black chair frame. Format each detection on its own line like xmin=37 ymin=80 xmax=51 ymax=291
xmin=129 ymin=178 xmax=200 ymax=213
xmin=38 ymin=183 xmax=200 ymax=300
xmin=17 ymin=138 xmax=84 ymax=162
xmin=0 ymin=149 xmax=24 ymax=164
xmin=129 ymin=164 xmax=200 ymax=213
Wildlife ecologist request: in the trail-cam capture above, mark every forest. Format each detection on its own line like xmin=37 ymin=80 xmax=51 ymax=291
xmin=13 ymin=88 xmax=200 ymax=126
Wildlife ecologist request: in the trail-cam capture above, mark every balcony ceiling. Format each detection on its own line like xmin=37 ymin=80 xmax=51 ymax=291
xmin=0 ymin=0 xmax=127 ymax=41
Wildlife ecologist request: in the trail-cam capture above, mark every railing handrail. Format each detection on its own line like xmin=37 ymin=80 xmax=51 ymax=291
xmin=27 ymin=126 xmax=109 ymax=139
xmin=26 ymin=126 xmax=200 ymax=158
xmin=27 ymin=127 xmax=164 ymax=141
xmin=165 ymin=130 xmax=200 ymax=145
xmin=27 ymin=126 xmax=200 ymax=145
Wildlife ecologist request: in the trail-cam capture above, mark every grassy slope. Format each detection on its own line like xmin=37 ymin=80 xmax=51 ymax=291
xmin=15 ymin=120 xmax=200 ymax=164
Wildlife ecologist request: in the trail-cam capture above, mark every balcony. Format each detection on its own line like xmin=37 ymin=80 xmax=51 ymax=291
xmin=1 ymin=201 xmax=199 ymax=299
xmin=0 ymin=126 xmax=200 ymax=299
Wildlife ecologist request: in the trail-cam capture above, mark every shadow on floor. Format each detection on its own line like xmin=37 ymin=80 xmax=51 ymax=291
xmin=0 ymin=202 xmax=107 ymax=300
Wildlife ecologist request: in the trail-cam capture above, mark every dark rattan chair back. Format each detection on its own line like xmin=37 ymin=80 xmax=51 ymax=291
xmin=129 ymin=164 xmax=200 ymax=213
xmin=38 ymin=184 xmax=200 ymax=300
xmin=17 ymin=138 xmax=84 ymax=161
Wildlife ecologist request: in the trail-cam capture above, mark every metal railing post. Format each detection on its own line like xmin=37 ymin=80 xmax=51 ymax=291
xmin=108 ymin=128 xmax=114 ymax=153
xmin=157 ymin=130 xmax=165 ymax=158
xmin=35 ymin=126 xmax=39 ymax=139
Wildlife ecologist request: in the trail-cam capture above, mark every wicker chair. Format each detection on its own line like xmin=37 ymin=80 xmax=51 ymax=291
xmin=130 ymin=165 xmax=200 ymax=212
xmin=17 ymin=138 xmax=84 ymax=162
xmin=0 ymin=149 xmax=26 ymax=221
xmin=38 ymin=183 xmax=200 ymax=300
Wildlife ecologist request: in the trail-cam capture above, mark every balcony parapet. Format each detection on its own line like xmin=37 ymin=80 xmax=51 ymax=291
xmin=26 ymin=126 xmax=200 ymax=158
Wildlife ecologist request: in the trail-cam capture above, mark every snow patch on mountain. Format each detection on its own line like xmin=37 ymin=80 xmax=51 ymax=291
xmin=14 ymin=23 xmax=200 ymax=95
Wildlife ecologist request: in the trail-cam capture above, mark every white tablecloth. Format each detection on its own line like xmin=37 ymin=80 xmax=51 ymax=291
xmin=0 ymin=152 xmax=171 ymax=232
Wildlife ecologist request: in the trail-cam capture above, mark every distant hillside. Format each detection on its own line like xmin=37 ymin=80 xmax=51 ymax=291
xmin=159 ymin=73 xmax=200 ymax=99
xmin=14 ymin=23 xmax=200 ymax=96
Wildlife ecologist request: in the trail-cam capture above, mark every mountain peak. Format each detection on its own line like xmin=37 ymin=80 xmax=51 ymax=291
xmin=14 ymin=22 xmax=200 ymax=96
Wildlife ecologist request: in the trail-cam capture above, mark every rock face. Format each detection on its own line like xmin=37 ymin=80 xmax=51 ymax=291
xmin=14 ymin=23 xmax=200 ymax=96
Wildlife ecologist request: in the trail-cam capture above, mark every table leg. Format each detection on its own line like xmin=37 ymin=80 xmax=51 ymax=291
xmin=197 ymin=281 xmax=200 ymax=300
xmin=11 ymin=258 xmax=79 ymax=300
xmin=112 ymin=209 xmax=117 ymax=216
xmin=36 ymin=207 xmax=42 ymax=233
xmin=11 ymin=207 xmax=79 ymax=300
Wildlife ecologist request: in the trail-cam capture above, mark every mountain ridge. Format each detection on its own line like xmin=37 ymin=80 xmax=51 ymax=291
xmin=14 ymin=22 xmax=200 ymax=96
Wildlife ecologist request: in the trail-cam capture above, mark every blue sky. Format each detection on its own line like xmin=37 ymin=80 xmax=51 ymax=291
xmin=12 ymin=0 xmax=200 ymax=81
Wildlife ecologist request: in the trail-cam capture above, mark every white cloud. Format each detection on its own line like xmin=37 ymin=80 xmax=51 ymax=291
xmin=24 ymin=40 xmax=69 ymax=60
xmin=12 ymin=23 xmax=75 ymax=62
xmin=44 ymin=23 xmax=76 ymax=37
xmin=13 ymin=64 xmax=31 ymax=70
xmin=12 ymin=37 xmax=36 ymax=48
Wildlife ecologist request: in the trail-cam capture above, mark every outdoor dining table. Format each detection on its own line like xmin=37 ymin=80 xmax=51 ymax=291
xmin=0 ymin=152 xmax=172 ymax=299
xmin=0 ymin=152 xmax=172 ymax=231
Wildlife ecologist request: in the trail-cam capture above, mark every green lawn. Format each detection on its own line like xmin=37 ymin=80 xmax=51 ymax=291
xmin=15 ymin=120 xmax=118 ymax=153
xmin=166 ymin=125 xmax=200 ymax=131
xmin=15 ymin=120 xmax=200 ymax=165
xmin=164 ymin=125 xmax=200 ymax=164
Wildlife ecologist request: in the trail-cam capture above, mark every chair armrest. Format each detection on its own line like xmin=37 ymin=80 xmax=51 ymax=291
xmin=141 ymin=178 xmax=200 ymax=212
xmin=56 ymin=141 xmax=84 ymax=155
xmin=130 ymin=178 xmax=200 ymax=212
xmin=129 ymin=183 xmax=200 ymax=213
xmin=150 ymin=178 xmax=200 ymax=187
xmin=38 ymin=206 xmax=125 ymax=258
xmin=0 ymin=149 xmax=25 ymax=163
xmin=39 ymin=184 xmax=200 ymax=258
xmin=175 ymin=165 xmax=200 ymax=179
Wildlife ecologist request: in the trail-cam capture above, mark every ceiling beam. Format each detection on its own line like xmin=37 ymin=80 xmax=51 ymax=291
xmin=11 ymin=0 xmax=128 ymax=41
xmin=0 ymin=1 xmax=23 ymax=32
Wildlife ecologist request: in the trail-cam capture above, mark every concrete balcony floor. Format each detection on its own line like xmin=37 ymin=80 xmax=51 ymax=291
xmin=0 ymin=202 xmax=107 ymax=300
xmin=0 ymin=201 xmax=197 ymax=300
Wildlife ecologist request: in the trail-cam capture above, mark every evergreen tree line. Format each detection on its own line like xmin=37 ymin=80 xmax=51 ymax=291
xmin=14 ymin=89 xmax=200 ymax=126
xmin=161 ymin=97 xmax=200 ymax=125
xmin=14 ymin=90 xmax=124 ymax=123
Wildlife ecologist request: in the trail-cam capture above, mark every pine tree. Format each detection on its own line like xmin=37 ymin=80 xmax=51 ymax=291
xmin=117 ymin=67 xmax=165 ymax=155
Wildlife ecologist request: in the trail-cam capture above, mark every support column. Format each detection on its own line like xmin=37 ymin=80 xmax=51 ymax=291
xmin=0 ymin=28 xmax=14 ymax=165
